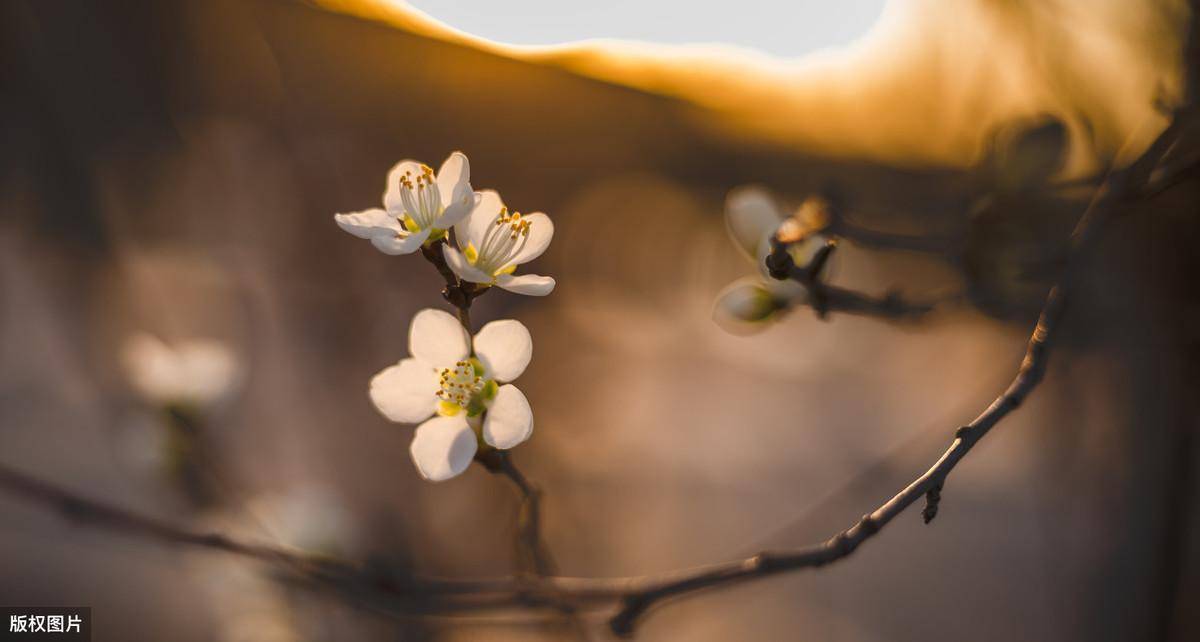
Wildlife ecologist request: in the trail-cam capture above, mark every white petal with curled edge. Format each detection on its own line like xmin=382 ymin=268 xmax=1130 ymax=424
xmin=408 ymin=308 xmax=469 ymax=367
xmin=508 ymin=212 xmax=553 ymax=265
xmin=472 ymin=319 xmax=532 ymax=382
xmin=334 ymin=208 xmax=401 ymax=240
xmin=483 ymin=384 xmax=533 ymax=450
xmin=443 ymin=245 xmax=495 ymax=284
xmin=370 ymin=227 xmax=430 ymax=255
xmin=495 ymin=273 xmax=555 ymax=296
xmin=434 ymin=152 xmax=473 ymax=228
xmin=726 ymin=186 xmax=784 ymax=260
xmin=369 ymin=358 xmax=438 ymax=424
xmin=455 ymin=189 xmax=504 ymax=250
xmin=409 ymin=415 xmax=477 ymax=482
xmin=383 ymin=160 xmax=426 ymax=214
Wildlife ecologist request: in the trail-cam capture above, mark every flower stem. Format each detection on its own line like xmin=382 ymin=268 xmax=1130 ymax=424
xmin=420 ymin=241 xmax=484 ymax=331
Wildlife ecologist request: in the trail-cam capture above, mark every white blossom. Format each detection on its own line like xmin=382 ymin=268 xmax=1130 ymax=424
xmin=334 ymin=152 xmax=474 ymax=255
xmin=122 ymin=333 xmax=242 ymax=407
xmin=442 ymin=190 xmax=555 ymax=296
xmin=369 ymin=309 xmax=535 ymax=481
xmin=248 ymin=486 xmax=360 ymax=556
xmin=714 ymin=186 xmax=833 ymax=330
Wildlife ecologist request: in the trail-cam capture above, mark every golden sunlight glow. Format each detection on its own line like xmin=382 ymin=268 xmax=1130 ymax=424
xmin=318 ymin=0 xmax=1185 ymax=169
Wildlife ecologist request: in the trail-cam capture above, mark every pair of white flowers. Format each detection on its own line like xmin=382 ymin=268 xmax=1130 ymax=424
xmin=334 ymin=152 xmax=555 ymax=296
xmin=714 ymin=186 xmax=834 ymax=332
xmin=335 ymin=153 xmax=551 ymax=481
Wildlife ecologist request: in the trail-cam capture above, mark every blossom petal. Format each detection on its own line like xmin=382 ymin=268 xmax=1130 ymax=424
xmin=334 ymin=208 xmax=401 ymax=240
xmin=409 ymin=415 xmax=477 ymax=482
xmin=483 ymin=384 xmax=533 ymax=449
xmin=712 ymin=277 xmax=785 ymax=335
xmin=122 ymin=333 xmax=183 ymax=403
xmin=175 ymin=340 xmax=241 ymax=405
xmin=369 ymin=227 xmax=430 ymax=255
xmin=455 ymin=189 xmax=504 ymax=250
xmin=122 ymin=334 xmax=241 ymax=406
xmin=434 ymin=152 xmax=473 ymax=228
xmin=383 ymin=160 xmax=426 ymax=215
xmin=764 ymin=276 xmax=806 ymax=301
xmin=495 ymin=273 xmax=555 ymax=296
xmin=473 ymin=319 xmax=532 ymax=382
xmin=508 ymin=212 xmax=553 ymax=265
xmin=409 ymin=308 xmax=469 ymax=367
xmin=369 ymin=358 xmax=437 ymax=424
xmin=726 ymin=186 xmax=784 ymax=260
xmin=443 ymin=245 xmax=495 ymax=284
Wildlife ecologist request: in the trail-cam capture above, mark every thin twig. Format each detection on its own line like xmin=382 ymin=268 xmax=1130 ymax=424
xmin=834 ymin=218 xmax=961 ymax=256
xmin=602 ymin=110 xmax=1192 ymax=636
xmin=474 ymin=450 xmax=557 ymax=577
xmin=475 ymin=449 xmax=598 ymax=640
xmin=767 ymin=239 xmax=938 ymax=321
xmin=0 ymin=462 xmax=552 ymax=612
xmin=421 ymin=240 xmax=485 ymax=329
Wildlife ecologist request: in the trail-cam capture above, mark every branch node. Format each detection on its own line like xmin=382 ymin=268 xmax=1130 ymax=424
xmin=610 ymin=596 xmax=648 ymax=638
xmin=764 ymin=237 xmax=795 ymax=280
xmin=750 ymin=552 xmax=775 ymax=571
xmin=830 ymin=532 xmax=853 ymax=556
xmin=953 ymin=425 xmax=972 ymax=440
xmin=922 ymin=482 xmax=944 ymax=524
xmin=858 ymin=514 xmax=880 ymax=535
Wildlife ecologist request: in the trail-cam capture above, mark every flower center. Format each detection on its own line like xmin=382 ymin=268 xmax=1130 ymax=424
xmin=471 ymin=207 xmax=532 ymax=275
xmin=436 ymin=360 xmax=482 ymax=410
xmin=397 ymin=164 xmax=443 ymax=231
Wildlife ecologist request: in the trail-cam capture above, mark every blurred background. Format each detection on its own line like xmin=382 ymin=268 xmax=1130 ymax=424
xmin=1 ymin=0 xmax=1197 ymax=640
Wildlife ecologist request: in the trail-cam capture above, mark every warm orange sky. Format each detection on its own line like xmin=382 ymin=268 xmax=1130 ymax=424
xmin=320 ymin=0 xmax=1184 ymax=170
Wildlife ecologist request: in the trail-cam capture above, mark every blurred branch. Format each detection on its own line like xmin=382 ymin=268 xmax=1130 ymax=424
xmin=766 ymin=239 xmax=940 ymax=321
xmin=475 ymin=450 xmax=558 ymax=577
xmin=834 ymin=218 xmax=961 ymax=255
xmin=476 ymin=450 xmax=596 ymax=641
xmin=0 ymin=461 xmax=542 ymax=613
xmin=602 ymin=107 xmax=1195 ymax=635
xmin=1140 ymin=142 xmax=1200 ymax=199
xmin=827 ymin=170 xmax=1106 ymax=257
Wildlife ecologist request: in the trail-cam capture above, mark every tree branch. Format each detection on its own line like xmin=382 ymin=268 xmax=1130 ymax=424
xmin=603 ymin=109 xmax=1193 ymax=635
xmin=766 ymin=239 xmax=939 ymax=321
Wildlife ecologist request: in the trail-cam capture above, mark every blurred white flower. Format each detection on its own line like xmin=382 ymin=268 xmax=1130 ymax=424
xmin=442 ymin=190 xmax=555 ymax=296
xmin=370 ymin=309 xmax=535 ymax=481
xmin=334 ymin=151 xmax=474 ymax=255
xmin=248 ymin=485 xmax=360 ymax=557
xmin=726 ymin=185 xmax=832 ymax=278
xmin=712 ymin=276 xmax=795 ymax=333
xmin=715 ymin=186 xmax=834 ymax=331
xmin=122 ymin=333 xmax=242 ymax=407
